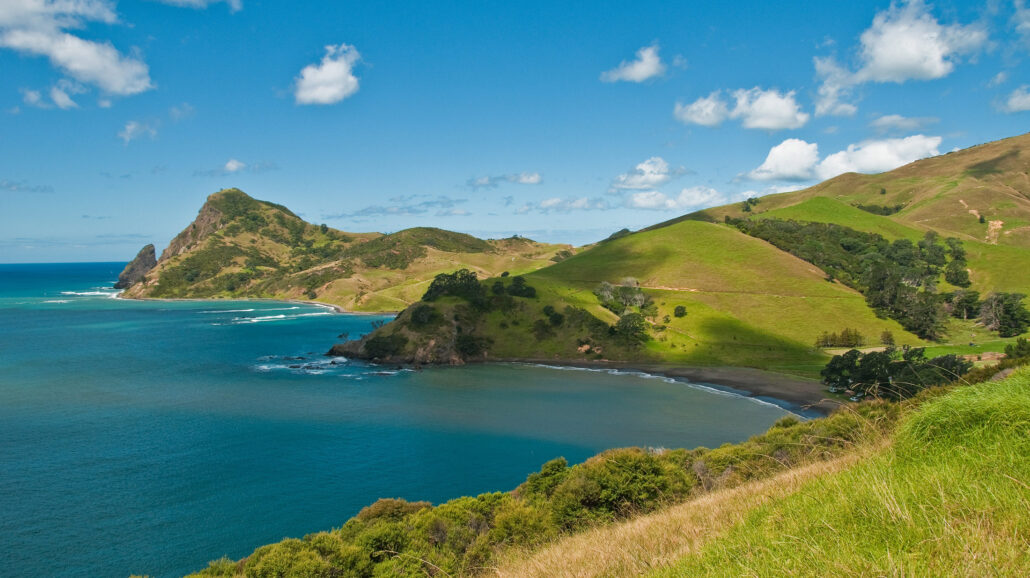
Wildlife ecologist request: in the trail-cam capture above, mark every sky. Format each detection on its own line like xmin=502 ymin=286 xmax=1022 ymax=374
xmin=1 ymin=0 xmax=1029 ymax=262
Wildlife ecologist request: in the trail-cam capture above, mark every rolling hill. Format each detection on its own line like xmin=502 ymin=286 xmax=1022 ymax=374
xmin=337 ymin=133 xmax=1030 ymax=375
xmin=120 ymin=189 xmax=571 ymax=312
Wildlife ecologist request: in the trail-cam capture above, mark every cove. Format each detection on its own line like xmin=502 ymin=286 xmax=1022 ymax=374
xmin=0 ymin=263 xmax=792 ymax=577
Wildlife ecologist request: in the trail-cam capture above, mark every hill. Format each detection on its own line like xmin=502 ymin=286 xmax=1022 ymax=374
xmin=120 ymin=189 xmax=570 ymax=312
xmin=336 ymin=133 xmax=1030 ymax=375
xmin=687 ymin=131 xmax=1030 ymax=248
xmin=334 ymin=218 xmax=915 ymax=377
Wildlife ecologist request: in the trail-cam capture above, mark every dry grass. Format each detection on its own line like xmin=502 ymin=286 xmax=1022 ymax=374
xmin=492 ymin=451 xmax=869 ymax=578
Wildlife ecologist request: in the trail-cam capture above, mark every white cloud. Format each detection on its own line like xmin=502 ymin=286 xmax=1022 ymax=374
xmin=294 ymin=44 xmax=361 ymax=105
xmin=600 ymin=44 xmax=666 ymax=83
xmin=813 ymin=1 xmax=985 ymax=117
xmin=21 ymin=88 xmax=44 ymax=107
xmin=1003 ymin=86 xmax=1030 ymax=112
xmin=730 ymin=87 xmax=809 ymax=130
xmin=169 ymin=102 xmax=195 ymax=120
xmin=988 ymin=71 xmax=1008 ymax=87
xmin=1013 ymin=0 xmax=1030 ymax=45
xmin=0 ymin=1 xmax=153 ymax=96
xmin=673 ymin=91 xmax=729 ymax=127
xmin=467 ymin=172 xmax=542 ymax=190
xmin=814 ymin=56 xmax=857 ymax=117
xmin=49 ymin=79 xmax=84 ymax=109
xmin=627 ymin=186 xmax=725 ymax=211
xmin=118 ymin=120 xmax=157 ymax=143
xmin=522 ymin=197 xmax=610 ymax=213
xmin=816 ymin=135 xmax=942 ymax=180
xmin=748 ymin=139 xmax=820 ymax=181
xmin=855 ymin=0 xmax=986 ymax=83
xmin=610 ymin=157 xmax=673 ymax=191
xmin=224 ymin=158 xmax=246 ymax=173
xmin=870 ymin=114 xmax=939 ymax=133
xmin=153 ymin=0 xmax=243 ymax=12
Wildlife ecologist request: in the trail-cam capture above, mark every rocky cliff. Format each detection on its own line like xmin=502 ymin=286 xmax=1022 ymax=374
xmin=114 ymin=244 xmax=157 ymax=289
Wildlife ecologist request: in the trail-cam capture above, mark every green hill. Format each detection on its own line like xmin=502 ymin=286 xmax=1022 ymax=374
xmin=688 ymin=131 xmax=1030 ymax=248
xmin=121 ymin=189 xmax=570 ymax=312
xmin=334 ymin=218 xmax=915 ymax=376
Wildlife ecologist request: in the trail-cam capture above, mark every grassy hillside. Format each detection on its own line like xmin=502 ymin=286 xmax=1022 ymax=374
xmin=122 ymin=189 xmax=569 ymax=312
xmin=498 ymin=368 xmax=1030 ymax=577
xmin=689 ymin=131 xmax=1030 ymax=249
xmin=337 ymin=219 xmax=915 ymax=376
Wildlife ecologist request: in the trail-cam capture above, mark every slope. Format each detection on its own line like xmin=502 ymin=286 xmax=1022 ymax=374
xmin=498 ymin=370 xmax=1030 ymax=577
xmin=687 ymin=131 xmax=1030 ymax=248
xmin=121 ymin=189 xmax=569 ymax=312
xmin=336 ymin=218 xmax=914 ymax=376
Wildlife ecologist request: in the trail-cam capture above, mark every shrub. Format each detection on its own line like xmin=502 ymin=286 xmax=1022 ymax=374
xmin=455 ymin=334 xmax=490 ymax=358
xmin=363 ymin=334 xmax=408 ymax=359
xmin=408 ymin=304 xmax=442 ymax=328
xmin=673 ymin=305 xmax=687 ymax=318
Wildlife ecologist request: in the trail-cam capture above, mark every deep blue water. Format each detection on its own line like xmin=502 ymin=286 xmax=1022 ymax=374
xmin=0 ymin=263 xmax=792 ymax=577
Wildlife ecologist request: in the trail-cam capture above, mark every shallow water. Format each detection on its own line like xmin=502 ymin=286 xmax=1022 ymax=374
xmin=0 ymin=263 xmax=792 ymax=577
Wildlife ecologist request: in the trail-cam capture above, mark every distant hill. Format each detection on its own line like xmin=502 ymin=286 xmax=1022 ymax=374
xmin=121 ymin=189 xmax=571 ymax=312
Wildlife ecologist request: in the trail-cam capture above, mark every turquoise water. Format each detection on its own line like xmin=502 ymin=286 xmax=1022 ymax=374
xmin=0 ymin=263 xmax=792 ymax=577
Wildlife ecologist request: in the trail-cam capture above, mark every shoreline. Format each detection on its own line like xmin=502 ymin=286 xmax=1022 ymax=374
xmin=117 ymin=293 xmax=836 ymax=416
xmin=482 ymin=358 xmax=840 ymax=417
xmin=114 ymin=293 xmax=400 ymax=316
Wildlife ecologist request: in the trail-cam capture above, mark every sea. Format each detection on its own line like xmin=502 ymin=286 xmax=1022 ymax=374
xmin=0 ymin=262 xmax=794 ymax=577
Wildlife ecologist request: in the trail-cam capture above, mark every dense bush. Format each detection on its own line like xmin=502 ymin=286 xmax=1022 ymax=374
xmin=855 ymin=203 xmax=904 ymax=215
xmin=979 ymin=292 xmax=1030 ymax=337
xmin=422 ymin=269 xmax=485 ymax=303
xmin=821 ymin=346 xmax=972 ymax=400
xmin=362 ymin=334 xmax=408 ymax=359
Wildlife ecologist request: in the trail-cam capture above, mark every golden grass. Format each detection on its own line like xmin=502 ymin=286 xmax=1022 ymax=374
xmin=492 ymin=451 xmax=869 ymax=578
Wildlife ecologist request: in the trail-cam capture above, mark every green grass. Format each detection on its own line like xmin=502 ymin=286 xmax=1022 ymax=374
xmin=754 ymin=196 xmax=926 ymax=241
xmin=656 ymin=370 xmax=1030 ymax=576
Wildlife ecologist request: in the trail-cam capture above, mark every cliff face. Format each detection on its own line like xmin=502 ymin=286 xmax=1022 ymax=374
xmin=158 ymin=201 xmax=224 ymax=261
xmin=114 ymin=244 xmax=157 ymax=289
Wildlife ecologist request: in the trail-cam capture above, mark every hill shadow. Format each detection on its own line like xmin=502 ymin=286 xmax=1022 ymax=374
xmin=965 ymin=149 xmax=1019 ymax=179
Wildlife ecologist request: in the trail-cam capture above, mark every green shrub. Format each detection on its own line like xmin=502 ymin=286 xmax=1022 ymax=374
xmin=363 ymin=334 xmax=408 ymax=359
xmin=673 ymin=305 xmax=687 ymax=318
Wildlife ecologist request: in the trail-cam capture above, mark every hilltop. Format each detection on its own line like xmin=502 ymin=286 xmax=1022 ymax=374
xmin=120 ymin=189 xmax=570 ymax=312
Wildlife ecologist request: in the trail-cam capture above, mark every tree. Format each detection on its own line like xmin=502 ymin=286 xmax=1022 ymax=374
xmin=613 ymin=313 xmax=649 ymax=345
xmin=944 ymin=260 xmax=971 ymax=287
xmin=1005 ymin=337 xmax=1030 ymax=358
xmin=980 ymin=293 xmax=1030 ymax=337
xmin=673 ymin=305 xmax=687 ymax=318
xmin=880 ymin=330 xmax=895 ymax=346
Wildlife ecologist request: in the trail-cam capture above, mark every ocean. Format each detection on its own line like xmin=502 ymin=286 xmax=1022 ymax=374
xmin=0 ymin=262 xmax=792 ymax=577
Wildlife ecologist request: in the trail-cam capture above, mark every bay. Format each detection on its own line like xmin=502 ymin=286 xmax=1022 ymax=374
xmin=0 ymin=263 xmax=792 ymax=577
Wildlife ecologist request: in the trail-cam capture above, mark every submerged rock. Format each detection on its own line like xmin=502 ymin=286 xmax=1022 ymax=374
xmin=114 ymin=244 xmax=158 ymax=289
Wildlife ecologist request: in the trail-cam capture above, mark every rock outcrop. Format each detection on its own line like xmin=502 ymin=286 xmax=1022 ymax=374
xmin=114 ymin=244 xmax=158 ymax=289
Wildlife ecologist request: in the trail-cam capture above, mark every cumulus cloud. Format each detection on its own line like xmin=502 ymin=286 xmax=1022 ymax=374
xmin=467 ymin=172 xmax=542 ymax=190
xmin=294 ymin=44 xmax=361 ymax=105
xmin=0 ymin=0 xmax=153 ymax=96
xmin=813 ymin=56 xmax=857 ymax=117
xmin=816 ymin=135 xmax=942 ymax=180
xmin=854 ymin=0 xmax=986 ymax=84
xmin=673 ymin=92 xmax=729 ymax=127
xmin=1003 ymin=86 xmax=1030 ymax=112
xmin=627 ymin=186 xmax=725 ymax=211
xmin=814 ymin=0 xmax=985 ymax=116
xmin=610 ymin=157 xmax=674 ymax=191
xmin=223 ymin=158 xmax=246 ymax=173
xmin=675 ymin=88 xmax=809 ymax=130
xmin=600 ymin=44 xmax=666 ymax=83
xmin=118 ymin=120 xmax=157 ymax=143
xmin=153 ymin=0 xmax=243 ymax=12
xmin=870 ymin=114 xmax=938 ymax=133
xmin=748 ymin=139 xmax=820 ymax=181
xmin=730 ymin=88 xmax=809 ymax=130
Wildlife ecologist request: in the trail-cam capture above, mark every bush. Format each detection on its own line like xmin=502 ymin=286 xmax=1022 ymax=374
xmin=455 ymin=334 xmax=490 ymax=358
xmin=506 ymin=276 xmax=537 ymax=298
xmin=673 ymin=305 xmax=687 ymax=318
xmin=422 ymin=269 xmax=485 ymax=303
xmin=408 ymin=304 xmax=442 ymax=328
xmin=363 ymin=334 xmax=408 ymax=359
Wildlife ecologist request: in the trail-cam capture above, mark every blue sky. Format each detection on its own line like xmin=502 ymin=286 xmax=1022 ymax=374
xmin=1 ymin=0 xmax=1029 ymax=262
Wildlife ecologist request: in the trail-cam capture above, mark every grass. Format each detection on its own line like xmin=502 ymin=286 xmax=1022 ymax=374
xmin=496 ymin=369 xmax=1030 ymax=577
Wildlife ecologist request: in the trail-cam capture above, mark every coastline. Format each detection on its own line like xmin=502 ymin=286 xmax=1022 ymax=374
xmin=117 ymin=294 xmax=835 ymax=416
xmin=460 ymin=358 xmax=840 ymax=417
xmin=114 ymin=293 xmax=400 ymax=316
